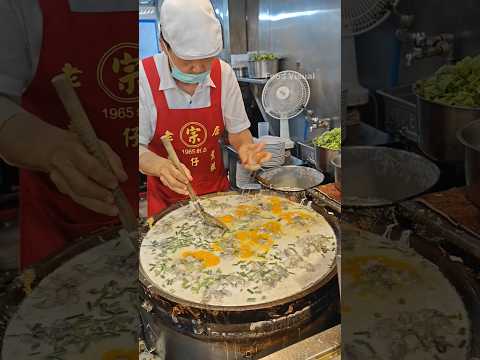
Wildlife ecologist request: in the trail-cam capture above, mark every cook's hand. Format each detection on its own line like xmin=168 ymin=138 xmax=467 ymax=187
xmin=157 ymin=157 xmax=193 ymax=196
xmin=238 ymin=143 xmax=272 ymax=171
xmin=47 ymin=133 xmax=128 ymax=216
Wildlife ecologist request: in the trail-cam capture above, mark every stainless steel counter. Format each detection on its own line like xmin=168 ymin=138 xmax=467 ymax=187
xmin=259 ymin=325 xmax=340 ymax=360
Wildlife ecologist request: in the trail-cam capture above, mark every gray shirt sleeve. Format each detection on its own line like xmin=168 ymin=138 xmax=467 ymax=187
xmin=0 ymin=0 xmax=42 ymax=98
xmin=0 ymin=0 xmax=42 ymax=126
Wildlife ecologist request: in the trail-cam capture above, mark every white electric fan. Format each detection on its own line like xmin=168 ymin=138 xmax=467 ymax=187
xmin=261 ymin=71 xmax=311 ymax=149
xmin=342 ymin=0 xmax=400 ymax=106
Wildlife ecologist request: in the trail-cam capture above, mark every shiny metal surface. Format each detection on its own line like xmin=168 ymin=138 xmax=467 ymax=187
xmin=297 ymin=141 xmax=317 ymax=167
xmin=316 ymin=147 xmax=340 ymax=175
xmin=258 ymin=325 xmax=341 ymax=360
xmin=257 ymin=166 xmax=325 ymax=192
xmin=296 ymin=141 xmax=342 ymax=174
xmin=252 ymin=0 xmax=341 ymax=140
xmin=210 ymin=0 xmax=248 ymax=61
xmin=355 ymin=1 xmax=480 ymax=89
xmin=343 ymin=146 xmax=440 ymax=207
xmin=458 ymin=120 xmax=480 ymax=208
xmin=377 ymin=84 xmax=418 ymax=142
xmin=416 ymin=94 xmax=480 ymax=162
xmin=210 ymin=0 xmax=232 ymax=61
xmin=343 ymin=123 xmax=393 ymax=146
xmin=150 ymin=302 xmax=338 ymax=360
xmin=248 ymin=59 xmax=280 ymax=78
xmin=331 ymin=155 xmax=341 ymax=192
xmin=233 ymin=67 xmax=248 ymax=78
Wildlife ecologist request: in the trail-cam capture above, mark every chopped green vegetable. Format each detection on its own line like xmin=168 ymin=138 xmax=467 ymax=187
xmin=313 ymin=128 xmax=341 ymax=150
xmin=250 ymin=53 xmax=279 ymax=61
xmin=416 ymin=55 xmax=480 ymax=108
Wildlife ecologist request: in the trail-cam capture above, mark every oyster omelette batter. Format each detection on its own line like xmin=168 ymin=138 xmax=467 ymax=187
xmin=140 ymin=194 xmax=337 ymax=307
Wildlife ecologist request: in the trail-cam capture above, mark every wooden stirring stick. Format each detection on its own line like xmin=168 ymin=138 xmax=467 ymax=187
xmin=51 ymin=74 xmax=138 ymax=243
xmin=160 ymin=135 xmax=199 ymax=204
xmin=160 ymin=135 xmax=228 ymax=232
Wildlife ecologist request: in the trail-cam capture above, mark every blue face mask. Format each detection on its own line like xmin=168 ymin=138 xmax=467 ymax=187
xmin=166 ymin=49 xmax=210 ymax=84
xmin=171 ymin=66 xmax=209 ymax=84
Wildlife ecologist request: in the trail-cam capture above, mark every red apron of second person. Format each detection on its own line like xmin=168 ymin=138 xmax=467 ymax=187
xmin=20 ymin=0 xmax=139 ymax=268
xmin=142 ymin=57 xmax=230 ymax=216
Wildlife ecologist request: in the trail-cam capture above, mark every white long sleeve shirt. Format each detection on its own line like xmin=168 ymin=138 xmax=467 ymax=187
xmin=0 ymin=0 xmax=140 ymax=124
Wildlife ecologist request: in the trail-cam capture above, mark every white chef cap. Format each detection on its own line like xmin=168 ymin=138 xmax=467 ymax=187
xmin=160 ymin=0 xmax=223 ymax=60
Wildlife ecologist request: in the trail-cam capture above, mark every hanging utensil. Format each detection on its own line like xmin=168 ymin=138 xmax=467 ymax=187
xmin=160 ymin=135 xmax=229 ymax=232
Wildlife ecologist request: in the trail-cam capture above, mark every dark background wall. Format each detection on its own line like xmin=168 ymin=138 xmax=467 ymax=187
xmin=355 ymin=0 xmax=480 ymax=90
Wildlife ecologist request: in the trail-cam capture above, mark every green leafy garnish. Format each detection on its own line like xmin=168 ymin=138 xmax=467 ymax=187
xmin=416 ymin=55 xmax=480 ymax=108
xmin=313 ymin=128 xmax=341 ymax=150
xmin=250 ymin=53 xmax=279 ymax=61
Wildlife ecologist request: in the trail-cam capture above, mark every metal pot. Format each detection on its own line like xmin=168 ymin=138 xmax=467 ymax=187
xmin=256 ymin=165 xmax=325 ymax=192
xmin=416 ymin=93 xmax=480 ymax=163
xmin=457 ymin=120 xmax=480 ymax=208
xmin=316 ymin=147 xmax=340 ymax=175
xmin=331 ymin=154 xmax=341 ymax=192
xmin=342 ymin=146 xmax=440 ymax=207
xmin=248 ymin=60 xmax=279 ymax=79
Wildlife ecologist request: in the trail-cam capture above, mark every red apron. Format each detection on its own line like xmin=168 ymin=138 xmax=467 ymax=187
xmin=20 ymin=0 xmax=139 ymax=268
xmin=142 ymin=57 xmax=230 ymax=216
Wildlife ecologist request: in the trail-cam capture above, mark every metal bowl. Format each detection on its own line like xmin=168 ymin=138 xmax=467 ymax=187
xmin=415 ymin=92 xmax=480 ymax=163
xmin=457 ymin=120 xmax=480 ymax=208
xmin=342 ymin=146 xmax=440 ymax=207
xmin=247 ymin=60 xmax=279 ymax=79
xmin=257 ymin=165 xmax=325 ymax=192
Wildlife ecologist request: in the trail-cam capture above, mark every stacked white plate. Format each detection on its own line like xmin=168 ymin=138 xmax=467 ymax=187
xmin=256 ymin=136 xmax=286 ymax=168
xmin=236 ymin=136 xmax=286 ymax=189
xmin=236 ymin=161 xmax=262 ymax=190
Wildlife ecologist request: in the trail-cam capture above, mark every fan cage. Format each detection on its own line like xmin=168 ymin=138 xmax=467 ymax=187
xmin=262 ymin=71 xmax=311 ymax=120
xmin=342 ymin=0 xmax=399 ymax=35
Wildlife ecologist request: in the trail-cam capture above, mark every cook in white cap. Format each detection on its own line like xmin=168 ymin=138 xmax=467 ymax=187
xmin=139 ymin=0 xmax=271 ymax=216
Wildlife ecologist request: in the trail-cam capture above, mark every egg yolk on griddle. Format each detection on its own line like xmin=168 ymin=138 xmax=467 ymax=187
xmin=234 ymin=204 xmax=258 ymax=217
xmin=269 ymin=197 xmax=283 ymax=214
xmin=261 ymin=221 xmax=282 ymax=234
xmin=181 ymin=250 xmax=220 ymax=268
xmin=235 ymin=230 xmax=274 ymax=259
xmin=279 ymin=211 xmax=313 ymax=224
xmin=217 ymin=214 xmax=234 ymax=224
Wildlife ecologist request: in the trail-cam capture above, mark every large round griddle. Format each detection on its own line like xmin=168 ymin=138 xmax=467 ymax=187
xmin=1 ymin=228 xmax=138 ymax=360
xmin=340 ymin=219 xmax=480 ymax=359
xmin=140 ymin=192 xmax=338 ymax=313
